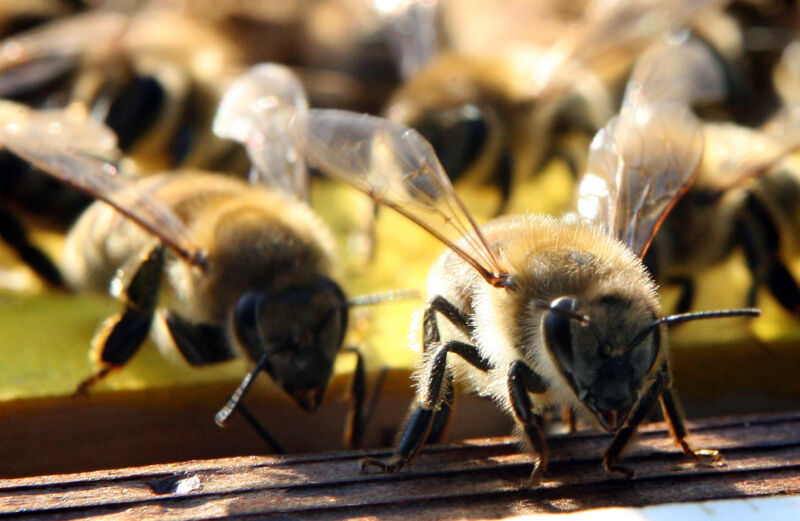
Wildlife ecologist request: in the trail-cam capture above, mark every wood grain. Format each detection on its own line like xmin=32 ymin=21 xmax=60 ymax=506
xmin=2 ymin=412 xmax=799 ymax=520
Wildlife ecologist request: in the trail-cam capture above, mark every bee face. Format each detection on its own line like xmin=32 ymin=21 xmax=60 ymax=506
xmin=542 ymin=295 xmax=660 ymax=431
xmin=233 ymin=277 xmax=348 ymax=411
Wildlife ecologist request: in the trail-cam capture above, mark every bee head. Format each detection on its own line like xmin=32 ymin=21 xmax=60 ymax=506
xmin=540 ymin=295 xmax=660 ymax=432
xmin=232 ymin=277 xmax=348 ymax=411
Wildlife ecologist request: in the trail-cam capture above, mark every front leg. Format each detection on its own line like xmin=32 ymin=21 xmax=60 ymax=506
xmin=162 ymin=311 xmax=236 ymax=365
xmin=74 ymin=246 xmax=163 ymax=395
xmin=361 ymin=339 xmax=493 ymax=473
xmin=342 ymin=346 xmax=367 ymax=449
xmin=508 ymin=361 xmax=549 ymax=485
xmin=602 ymin=366 xmax=666 ymax=478
xmin=660 ymin=379 xmax=721 ymax=466
xmin=420 ymin=296 xmax=471 ymax=444
xmin=0 ymin=206 xmax=66 ymax=289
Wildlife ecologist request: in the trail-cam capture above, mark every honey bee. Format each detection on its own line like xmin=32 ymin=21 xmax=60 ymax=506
xmin=0 ymin=66 xmax=378 ymax=452
xmin=290 ymin=56 xmax=759 ymax=481
xmin=384 ymin=0 xmax=722 ymax=210
xmin=0 ymin=8 xmax=252 ymax=289
xmin=646 ymin=37 xmax=800 ymax=316
xmin=0 ymin=8 xmax=248 ymax=169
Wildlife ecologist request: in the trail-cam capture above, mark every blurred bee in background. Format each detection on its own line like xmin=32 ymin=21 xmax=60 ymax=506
xmin=646 ymin=34 xmax=800 ymax=317
xmin=0 ymin=64 xmax=388 ymax=452
xmin=0 ymin=7 xmax=252 ymax=290
xmin=291 ymin=48 xmax=759 ymax=481
xmin=382 ymin=0 xmax=725 ymax=212
xmin=159 ymin=0 xmax=404 ymax=113
xmin=0 ymin=0 xmax=86 ymax=39
xmin=0 ymin=7 xmax=250 ymax=170
xmin=717 ymin=0 xmax=800 ymax=123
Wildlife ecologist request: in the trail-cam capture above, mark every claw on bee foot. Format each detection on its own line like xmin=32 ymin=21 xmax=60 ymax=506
xmin=682 ymin=442 xmax=723 ymax=467
xmin=603 ymin=460 xmax=636 ymax=479
xmin=525 ymin=463 xmax=544 ymax=488
xmin=72 ymin=366 xmax=114 ymax=398
xmin=360 ymin=455 xmax=406 ymax=474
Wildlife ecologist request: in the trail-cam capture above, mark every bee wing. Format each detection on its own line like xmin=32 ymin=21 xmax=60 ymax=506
xmin=213 ymin=63 xmax=310 ymax=201
xmin=577 ymin=101 xmax=703 ymax=257
xmin=537 ymin=0 xmax=720 ymax=98
xmin=373 ymin=0 xmax=438 ymax=79
xmin=703 ymin=122 xmax=800 ymax=192
xmin=0 ymin=100 xmax=119 ymax=159
xmin=623 ymin=35 xmax=727 ymax=107
xmin=292 ymin=109 xmax=509 ymax=286
xmin=0 ymin=103 xmax=203 ymax=265
xmin=0 ymin=11 xmax=129 ymax=96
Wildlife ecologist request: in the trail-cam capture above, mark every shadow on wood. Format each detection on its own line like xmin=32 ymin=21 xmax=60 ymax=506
xmin=1 ymin=412 xmax=799 ymax=519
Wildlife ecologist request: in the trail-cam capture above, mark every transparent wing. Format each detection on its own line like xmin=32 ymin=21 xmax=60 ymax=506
xmin=0 ymin=100 xmax=118 ymax=160
xmin=703 ymin=122 xmax=800 ymax=193
xmin=213 ymin=63 xmax=310 ymax=201
xmin=373 ymin=0 xmax=439 ymax=79
xmin=623 ymin=34 xmax=727 ymax=107
xmin=577 ymin=101 xmax=703 ymax=257
xmin=0 ymin=11 xmax=129 ymax=96
xmin=292 ymin=109 xmax=510 ymax=287
xmin=535 ymin=0 xmax=721 ymax=98
xmin=0 ymin=103 xmax=203 ymax=265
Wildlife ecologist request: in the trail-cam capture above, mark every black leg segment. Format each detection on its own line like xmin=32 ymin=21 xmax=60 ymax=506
xmin=342 ymin=346 xmax=367 ymax=448
xmin=602 ymin=366 xmax=666 ymax=478
xmin=0 ymin=206 xmax=65 ymax=288
xmin=74 ymin=246 xmax=164 ymax=396
xmin=508 ymin=361 xmax=549 ymax=484
xmin=164 ymin=311 xmax=236 ymax=366
xmin=361 ymin=338 xmax=493 ymax=474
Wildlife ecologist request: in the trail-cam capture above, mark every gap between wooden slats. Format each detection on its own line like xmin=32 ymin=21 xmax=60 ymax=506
xmin=1 ymin=412 xmax=799 ymax=520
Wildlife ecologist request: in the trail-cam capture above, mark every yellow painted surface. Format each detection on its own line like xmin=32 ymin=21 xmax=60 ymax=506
xmin=0 ymin=167 xmax=799 ymax=415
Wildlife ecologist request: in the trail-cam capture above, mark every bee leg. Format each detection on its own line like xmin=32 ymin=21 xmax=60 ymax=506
xmin=669 ymin=277 xmax=696 ymax=316
xmin=562 ymin=405 xmax=577 ymax=433
xmin=426 ymin=384 xmax=455 ymax=444
xmin=162 ymin=311 xmax=236 ymax=365
xmin=165 ymin=310 xmax=284 ymax=452
xmin=73 ymin=246 xmax=163 ymax=396
xmin=602 ymin=366 xmax=666 ymax=479
xmin=236 ymin=403 xmax=285 ymax=454
xmin=508 ymin=361 xmax=549 ymax=485
xmin=765 ymin=262 xmax=800 ymax=315
xmin=421 ymin=296 xmax=469 ymax=443
xmin=341 ymin=346 xmax=367 ymax=448
xmin=0 ymin=206 xmax=65 ymax=289
xmin=738 ymin=193 xmax=800 ymax=313
xmin=495 ymin=153 xmax=514 ymax=215
xmin=660 ymin=379 xmax=721 ymax=466
xmin=164 ymin=313 xmax=290 ymax=449
xmin=552 ymin=130 xmax=592 ymax=180
xmin=360 ymin=339 xmax=493 ymax=474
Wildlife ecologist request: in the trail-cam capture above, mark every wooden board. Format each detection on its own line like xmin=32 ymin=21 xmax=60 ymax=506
xmin=2 ymin=412 xmax=799 ymax=520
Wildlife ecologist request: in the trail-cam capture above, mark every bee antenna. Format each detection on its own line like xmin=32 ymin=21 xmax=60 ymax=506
xmin=215 ymin=345 xmax=284 ymax=427
xmin=631 ymin=308 xmax=761 ymax=347
xmin=347 ymin=288 xmax=421 ymax=308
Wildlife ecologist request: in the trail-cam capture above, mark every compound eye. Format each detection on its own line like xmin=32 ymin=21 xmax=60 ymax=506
xmin=233 ymin=292 xmax=264 ymax=362
xmin=544 ymin=297 xmax=578 ymax=376
xmin=414 ymin=104 xmax=488 ymax=182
